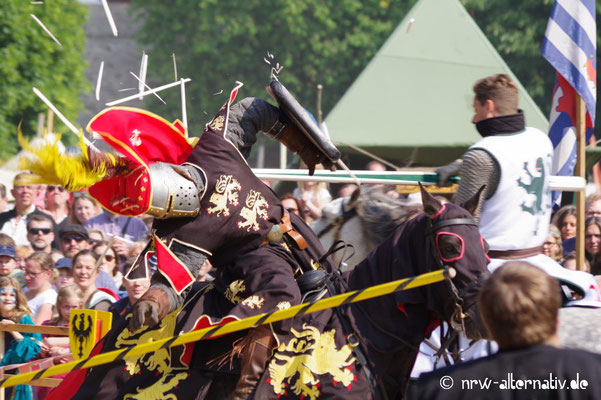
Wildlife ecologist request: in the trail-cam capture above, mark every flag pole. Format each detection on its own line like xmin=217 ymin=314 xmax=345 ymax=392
xmin=575 ymin=95 xmax=587 ymax=271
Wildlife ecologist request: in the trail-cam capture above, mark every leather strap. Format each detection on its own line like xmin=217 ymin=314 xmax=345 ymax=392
xmin=488 ymin=245 xmax=543 ymax=259
xmin=263 ymin=212 xmax=308 ymax=250
xmin=279 ymin=213 xmax=307 ymax=250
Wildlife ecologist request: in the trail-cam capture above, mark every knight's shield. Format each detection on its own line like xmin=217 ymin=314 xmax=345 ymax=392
xmin=69 ymin=309 xmax=112 ymax=359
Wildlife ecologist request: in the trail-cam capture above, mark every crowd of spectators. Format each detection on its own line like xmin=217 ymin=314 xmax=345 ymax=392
xmin=546 ymin=194 xmax=601 ymax=285
xmin=0 ymin=172 xmax=157 ymax=399
xmin=2 ymin=161 xmax=601 ymax=399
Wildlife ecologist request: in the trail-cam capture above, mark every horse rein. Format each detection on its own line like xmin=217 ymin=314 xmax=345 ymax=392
xmin=425 ymin=214 xmax=489 ymax=363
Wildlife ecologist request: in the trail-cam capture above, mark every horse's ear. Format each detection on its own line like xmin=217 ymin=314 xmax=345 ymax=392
xmin=462 ymin=185 xmax=486 ymax=216
xmin=420 ymin=182 xmax=443 ymax=217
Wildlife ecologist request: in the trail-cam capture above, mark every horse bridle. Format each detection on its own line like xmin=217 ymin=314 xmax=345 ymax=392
xmin=425 ymin=215 xmax=490 ymax=363
xmin=318 ymin=211 xmax=490 ymax=397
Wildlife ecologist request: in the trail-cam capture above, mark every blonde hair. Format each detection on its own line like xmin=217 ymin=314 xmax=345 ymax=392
xmin=16 ymin=245 xmax=34 ymax=260
xmin=0 ymin=233 xmax=16 ymax=248
xmin=298 ymin=181 xmax=330 ymax=209
xmin=26 ymin=251 xmax=54 ymax=272
xmin=478 ymin=262 xmax=560 ymax=349
xmin=69 ymin=195 xmax=99 ymax=225
xmin=49 ymin=285 xmax=84 ymax=325
xmin=0 ymin=276 xmax=32 ymax=321
xmin=546 ymin=225 xmax=564 ymax=262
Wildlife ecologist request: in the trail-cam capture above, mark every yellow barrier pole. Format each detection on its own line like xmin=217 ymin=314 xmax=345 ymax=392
xmin=0 ymin=268 xmax=454 ymax=388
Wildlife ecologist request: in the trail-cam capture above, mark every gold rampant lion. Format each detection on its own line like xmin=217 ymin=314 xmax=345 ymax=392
xmin=116 ymin=309 xmax=180 ymax=376
xmin=225 ymin=279 xmax=246 ymax=305
xmin=209 ymin=115 xmax=225 ymax=131
xmin=241 ymin=295 xmax=264 ymax=309
xmin=268 ymin=324 xmax=357 ymax=399
xmin=123 ymin=372 xmax=189 ymax=400
xmin=207 ymin=175 xmax=241 ymax=217
xmin=237 ymin=190 xmax=269 ymax=232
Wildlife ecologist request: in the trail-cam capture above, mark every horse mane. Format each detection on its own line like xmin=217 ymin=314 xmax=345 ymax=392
xmin=354 ymin=188 xmax=423 ymax=245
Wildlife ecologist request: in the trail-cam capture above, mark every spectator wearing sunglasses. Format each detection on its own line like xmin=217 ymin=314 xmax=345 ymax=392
xmin=26 ymin=214 xmax=55 ymax=253
xmin=92 ymin=241 xmax=123 ymax=290
xmin=58 ymin=224 xmax=90 ymax=259
xmin=57 ymin=225 xmax=119 ymax=294
xmin=24 ymin=251 xmax=57 ymax=325
xmin=0 ymin=172 xmax=57 ymax=246
xmin=44 ymin=185 xmax=69 ymax=224
xmin=279 ymin=193 xmax=308 ymax=222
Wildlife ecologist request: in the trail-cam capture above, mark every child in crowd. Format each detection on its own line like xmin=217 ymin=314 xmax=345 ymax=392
xmin=37 ymin=285 xmax=83 ymax=399
xmin=24 ymin=252 xmax=57 ymax=325
xmin=53 ymin=258 xmax=74 ymax=290
xmin=0 ymin=276 xmax=42 ymax=400
xmin=562 ymin=251 xmax=591 ymax=272
xmin=40 ymin=285 xmax=83 ymax=356
xmin=15 ymin=245 xmax=34 ymax=272
xmin=0 ymin=233 xmax=16 ymax=247
xmin=0 ymin=244 xmax=26 ymax=288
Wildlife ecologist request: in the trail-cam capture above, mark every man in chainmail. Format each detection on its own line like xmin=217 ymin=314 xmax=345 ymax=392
xmin=436 ymin=73 xmax=554 ymax=269
xmin=434 ymin=74 xmax=601 ymax=365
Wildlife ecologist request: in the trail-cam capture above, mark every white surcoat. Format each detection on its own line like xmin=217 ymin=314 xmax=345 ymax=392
xmin=470 ymin=127 xmax=553 ymax=251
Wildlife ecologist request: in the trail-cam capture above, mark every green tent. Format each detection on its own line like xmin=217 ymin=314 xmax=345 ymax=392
xmin=325 ymin=0 xmax=548 ymax=167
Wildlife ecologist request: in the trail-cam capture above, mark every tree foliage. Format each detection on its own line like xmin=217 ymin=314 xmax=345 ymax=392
xmin=130 ymin=0 xmax=416 ymax=133
xmin=0 ymin=0 xmax=89 ymax=161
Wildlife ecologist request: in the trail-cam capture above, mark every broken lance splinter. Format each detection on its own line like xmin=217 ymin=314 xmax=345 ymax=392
xmin=0 ymin=268 xmax=455 ymax=388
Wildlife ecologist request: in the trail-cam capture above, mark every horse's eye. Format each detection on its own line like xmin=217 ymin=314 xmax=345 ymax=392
xmin=436 ymin=234 xmax=464 ymax=263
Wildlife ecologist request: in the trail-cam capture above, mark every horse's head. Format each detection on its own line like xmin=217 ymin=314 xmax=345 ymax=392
xmin=419 ymin=184 xmax=490 ymax=340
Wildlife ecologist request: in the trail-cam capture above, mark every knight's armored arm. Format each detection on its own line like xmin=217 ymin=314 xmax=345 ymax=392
xmin=454 ymin=149 xmax=500 ymax=223
xmin=227 ymin=97 xmax=335 ymax=173
xmin=129 ymin=242 xmax=208 ymax=331
xmin=435 ymin=159 xmax=463 ymax=186
xmin=226 ymin=98 xmax=281 ymax=159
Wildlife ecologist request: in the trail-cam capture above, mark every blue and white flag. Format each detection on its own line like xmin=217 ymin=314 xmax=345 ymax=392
xmin=541 ymin=0 xmax=596 ymax=207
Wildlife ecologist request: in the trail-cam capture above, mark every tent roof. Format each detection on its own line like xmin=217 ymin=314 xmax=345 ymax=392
xmin=325 ymin=0 xmax=548 ymax=166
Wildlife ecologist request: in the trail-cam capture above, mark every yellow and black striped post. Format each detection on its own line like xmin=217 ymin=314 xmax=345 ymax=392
xmin=0 ymin=267 xmax=454 ymax=388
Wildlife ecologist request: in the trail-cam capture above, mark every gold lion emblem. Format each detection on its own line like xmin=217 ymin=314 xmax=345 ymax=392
xmin=268 ymin=324 xmax=357 ymax=399
xmin=237 ymin=190 xmax=269 ymax=232
xmin=241 ymin=295 xmax=264 ymax=309
xmin=224 ymin=280 xmax=246 ymax=305
xmin=207 ymin=175 xmax=241 ymax=217
xmin=116 ymin=309 xmax=189 ymax=399
xmin=209 ymin=115 xmax=225 ymax=131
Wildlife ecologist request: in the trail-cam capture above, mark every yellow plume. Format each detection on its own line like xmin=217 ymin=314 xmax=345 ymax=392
xmin=17 ymin=125 xmax=110 ymax=191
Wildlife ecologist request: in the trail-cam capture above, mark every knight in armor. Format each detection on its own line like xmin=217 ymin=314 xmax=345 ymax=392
xmin=23 ymin=80 xmax=341 ymax=400
xmin=124 ymin=82 xmax=340 ymax=399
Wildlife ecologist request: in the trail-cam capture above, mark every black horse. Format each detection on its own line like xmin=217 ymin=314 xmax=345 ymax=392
xmin=51 ymin=186 xmax=489 ymax=400
xmin=251 ymin=185 xmax=489 ymax=399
